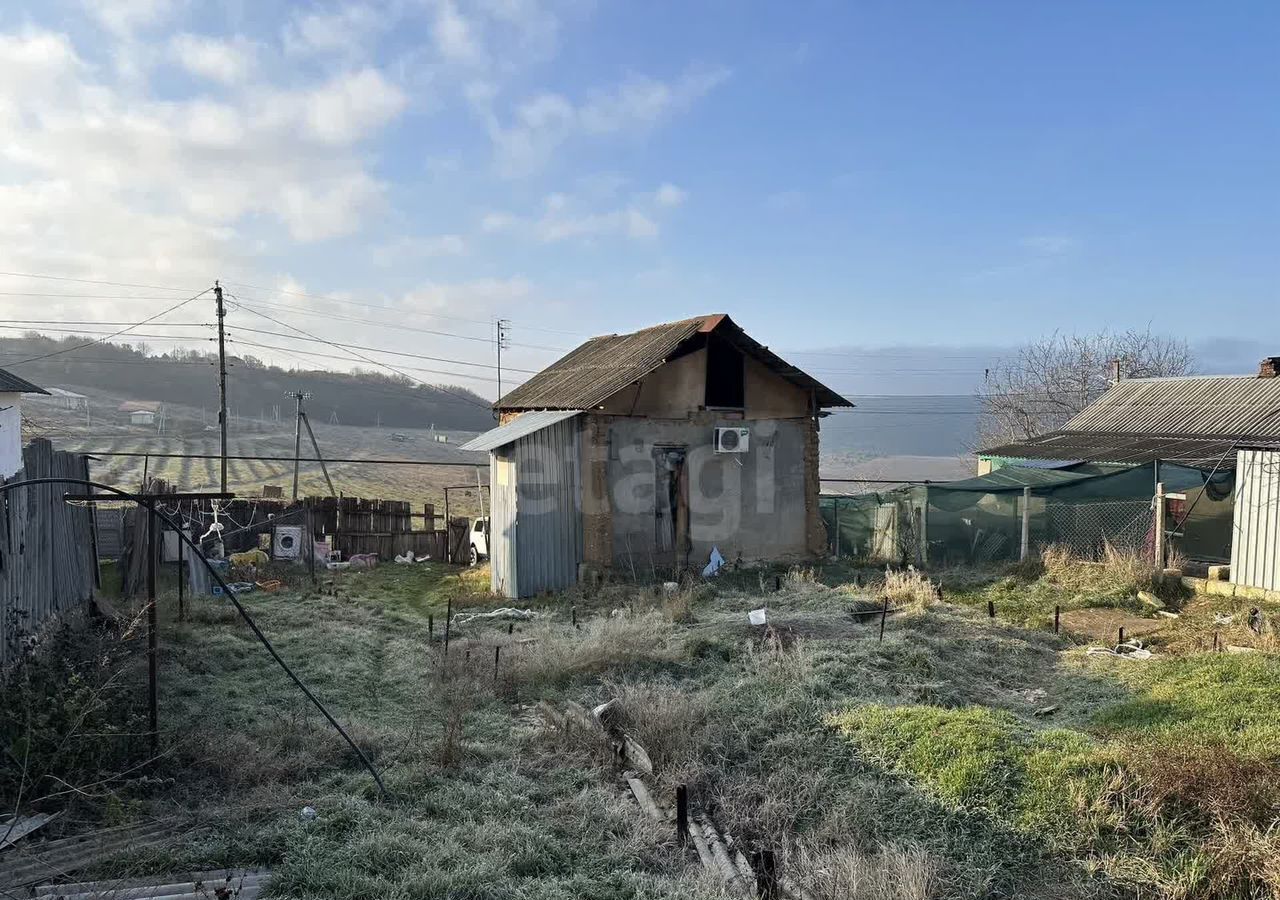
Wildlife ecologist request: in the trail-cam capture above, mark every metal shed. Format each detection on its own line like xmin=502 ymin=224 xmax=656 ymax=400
xmin=1231 ymin=448 xmax=1280 ymax=592
xmin=461 ymin=411 xmax=584 ymax=598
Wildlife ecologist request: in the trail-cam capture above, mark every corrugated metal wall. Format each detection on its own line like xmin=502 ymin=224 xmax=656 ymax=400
xmin=1231 ymin=449 xmax=1280 ymax=591
xmin=489 ymin=416 xmax=583 ymax=598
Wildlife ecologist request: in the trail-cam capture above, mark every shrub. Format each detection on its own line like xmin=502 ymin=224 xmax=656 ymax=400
xmin=881 ymin=569 xmax=938 ymax=611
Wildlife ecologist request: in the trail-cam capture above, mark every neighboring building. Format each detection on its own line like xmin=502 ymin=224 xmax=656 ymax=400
xmin=979 ymin=358 xmax=1280 ymax=474
xmin=462 ymin=314 xmax=852 ymax=598
xmin=118 ymin=400 xmax=160 ymax=427
xmin=1230 ymin=447 xmax=1280 ymax=593
xmin=976 ymin=358 xmax=1280 ymax=565
xmin=30 ymin=387 xmax=89 ymax=411
xmin=0 ymin=367 xmax=49 ymax=477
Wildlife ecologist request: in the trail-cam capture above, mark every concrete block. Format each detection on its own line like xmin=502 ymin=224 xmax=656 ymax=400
xmin=1207 ymin=564 xmax=1230 ymax=582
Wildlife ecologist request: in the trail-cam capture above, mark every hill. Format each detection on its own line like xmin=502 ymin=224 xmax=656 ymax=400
xmin=0 ymin=333 xmax=496 ymax=432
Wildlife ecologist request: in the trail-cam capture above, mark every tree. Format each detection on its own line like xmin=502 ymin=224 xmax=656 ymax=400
xmin=976 ymin=329 xmax=1195 ymax=447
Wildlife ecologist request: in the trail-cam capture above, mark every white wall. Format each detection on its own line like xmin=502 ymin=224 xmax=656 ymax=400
xmin=0 ymin=392 xmax=22 ymax=477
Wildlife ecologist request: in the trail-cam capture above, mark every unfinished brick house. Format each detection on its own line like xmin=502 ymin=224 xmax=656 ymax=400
xmin=462 ymin=314 xmax=851 ymax=599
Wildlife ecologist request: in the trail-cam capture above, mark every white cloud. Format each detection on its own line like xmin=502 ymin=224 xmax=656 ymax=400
xmin=282 ymin=4 xmax=389 ymax=58
xmin=485 ymin=183 xmax=681 ymax=243
xmin=432 ymin=0 xmax=484 ymax=64
xmin=485 ymin=66 xmax=730 ymax=176
xmin=84 ymin=0 xmax=179 ymax=36
xmin=168 ymin=33 xmax=257 ymax=84
xmin=0 ymin=25 xmax=409 ymax=272
xmin=373 ymin=234 xmax=469 ymax=265
xmin=654 ymin=183 xmax=687 ymax=208
xmin=293 ymin=68 xmax=408 ymax=144
xmin=401 ymin=276 xmax=533 ymax=315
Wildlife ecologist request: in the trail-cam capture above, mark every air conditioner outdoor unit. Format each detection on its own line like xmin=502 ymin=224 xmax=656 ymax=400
xmin=273 ymin=525 xmax=303 ymax=559
xmin=714 ymin=426 xmax=750 ymax=453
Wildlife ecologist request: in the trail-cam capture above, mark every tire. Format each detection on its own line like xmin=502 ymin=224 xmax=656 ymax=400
xmin=469 ymin=544 xmax=479 ymax=566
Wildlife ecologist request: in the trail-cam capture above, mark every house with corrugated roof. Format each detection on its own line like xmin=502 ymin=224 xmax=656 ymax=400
xmin=462 ymin=314 xmax=852 ymax=598
xmin=978 ymin=357 xmax=1280 ymax=473
xmin=0 ymin=366 xmax=49 ymax=477
xmin=973 ymin=358 xmax=1280 ymax=566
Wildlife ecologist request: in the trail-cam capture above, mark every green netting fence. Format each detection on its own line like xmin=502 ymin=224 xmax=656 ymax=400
xmin=821 ymin=462 xmax=1234 ymax=567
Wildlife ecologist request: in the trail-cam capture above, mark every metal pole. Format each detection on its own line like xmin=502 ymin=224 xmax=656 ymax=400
xmin=300 ymin=411 xmax=336 ymax=497
xmin=443 ymin=488 xmax=451 ymax=562
xmin=1020 ymin=486 xmax=1032 ymax=561
xmin=833 ymin=497 xmax=841 ymax=559
xmin=147 ymin=504 xmax=159 ymax=757
xmin=215 ymin=282 xmax=228 ymax=493
xmin=176 ymin=508 xmax=185 ymax=622
xmin=291 ymin=392 xmax=304 ymax=500
xmin=1154 ymin=481 xmax=1166 ymax=568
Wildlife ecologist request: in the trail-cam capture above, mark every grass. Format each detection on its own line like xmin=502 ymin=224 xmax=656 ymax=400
xmin=8 ymin=556 xmax=1280 ymax=900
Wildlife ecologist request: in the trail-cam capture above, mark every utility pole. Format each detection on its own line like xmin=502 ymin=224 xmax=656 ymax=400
xmin=287 ymin=390 xmax=311 ymax=500
xmin=214 ymin=281 xmax=229 ymax=492
xmin=286 ymin=390 xmax=335 ymax=498
xmin=495 ymin=318 xmax=510 ymax=420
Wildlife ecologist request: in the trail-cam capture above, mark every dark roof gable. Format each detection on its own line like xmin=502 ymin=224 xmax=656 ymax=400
xmin=0 ymin=367 xmax=48 ymax=395
xmin=496 ymin=314 xmax=852 ymax=411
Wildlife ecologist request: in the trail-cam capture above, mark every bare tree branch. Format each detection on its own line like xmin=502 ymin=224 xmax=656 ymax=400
xmin=976 ymin=329 xmax=1195 ymax=447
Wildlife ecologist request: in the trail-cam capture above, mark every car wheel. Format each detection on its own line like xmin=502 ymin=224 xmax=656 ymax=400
xmin=469 ymin=544 xmax=478 ymax=566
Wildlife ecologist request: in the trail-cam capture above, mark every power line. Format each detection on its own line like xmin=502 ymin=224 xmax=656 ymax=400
xmin=0 ymin=270 xmax=201 ymax=293
xmin=225 ymin=337 xmax=525 ymax=387
xmin=224 ymin=295 xmax=493 ymax=410
xmin=5 ymin=289 xmax=212 ymax=365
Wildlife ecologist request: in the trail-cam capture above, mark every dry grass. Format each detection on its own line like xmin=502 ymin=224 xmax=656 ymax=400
xmin=1040 ymin=543 xmax=1160 ymax=597
xmin=601 ymin=679 xmax=713 ymax=791
xmin=881 ymin=568 xmax=939 ymax=611
xmin=794 ymin=842 xmax=942 ymax=900
xmin=502 ymin=611 xmax=685 ymax=692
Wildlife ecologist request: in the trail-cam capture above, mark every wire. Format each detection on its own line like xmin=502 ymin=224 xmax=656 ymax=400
xmin=0 ymin=270 xmax=202 ymax=293
xmin=5 ymin=289 xmax=212 ymax=365
xmin=224 ymin=323 xmax=539 ymax=373
xmin=224 ymin=295 xmax=492 ymax=410
xmin=77 ymin=450 xmax=488 ymax=466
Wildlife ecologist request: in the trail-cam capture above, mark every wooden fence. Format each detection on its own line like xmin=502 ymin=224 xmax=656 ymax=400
xmin=0 ymin=440 xmax=98 ymax=668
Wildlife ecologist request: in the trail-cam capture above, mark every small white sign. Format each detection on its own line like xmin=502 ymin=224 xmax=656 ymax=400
xmin=748 ymin=608 xmax=768 ymax=626
xmin=1165 ymin=492 xmax=1187 ymax=501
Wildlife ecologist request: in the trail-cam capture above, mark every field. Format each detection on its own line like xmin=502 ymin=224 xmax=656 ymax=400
xmin=22 ymin=387 xmax=489 ymax=511
xmin=4 ymin=550 xmax=1279 ymax=899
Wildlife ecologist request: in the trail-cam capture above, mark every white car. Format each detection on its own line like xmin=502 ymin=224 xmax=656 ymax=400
xmin=469 ymin=517 xmax=489 ymax=566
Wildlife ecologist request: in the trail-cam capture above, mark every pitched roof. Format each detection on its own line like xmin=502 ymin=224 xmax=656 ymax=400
xmin=980 ymin=374 xmax=1280 ymax=468
xmin=1063 ymin=375 xmax=1280 ymax=437
xmin=460 ymin=410 xmax=582 ymax=451
xmin=0 ymin=367 xmax=48 ymax=394
xmin=497 ymin=314 xmax=852 ymax=411
xmin=980 ymin=430 xmax=1280 ymax=469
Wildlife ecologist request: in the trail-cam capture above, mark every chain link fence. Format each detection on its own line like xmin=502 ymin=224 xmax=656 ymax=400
xmin=1035 ymin=498 xmax=1153 ymax=560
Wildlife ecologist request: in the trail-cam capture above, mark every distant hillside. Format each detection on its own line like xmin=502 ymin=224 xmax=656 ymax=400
xmin=0 ymin=334 xmax=495 ymax=431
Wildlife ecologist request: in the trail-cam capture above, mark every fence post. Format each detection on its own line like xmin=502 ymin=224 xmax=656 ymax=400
xmin=1153 ymin=482 xmax=1166 ymax=568
xmin=834 ymin=498 xmax=841 ymax=559
xmin=1054 ymin=605 xmax=1061 ymax=634
xmin=1020 ymin=486 xmax=1032 ymax=561
xmin=752 ymin=850 xmax=779 ymax=900
xmin=676 ymin=785 xmax=688 ymax=845
xmin=443 ymin=596 xmax=452 ymax=658
xmin=879 ymin=596 xmax=889 ymax=642
xmin=988 ymin=600 xmax=996 ymax=619
xmin=493 ymin=645 xmax=501 ymax=682
xmin=146 ymin=504 xmax=159 ymax=759
xmin=176 ymin=513 xmax=185 ymax=622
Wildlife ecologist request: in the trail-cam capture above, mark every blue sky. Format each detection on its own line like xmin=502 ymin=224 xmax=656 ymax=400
xmin=0 ymin=0 xmax=1276 ymax=398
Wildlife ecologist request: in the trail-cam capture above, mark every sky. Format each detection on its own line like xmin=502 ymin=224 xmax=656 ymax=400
xmin=0 ymin=0 xmax=1277 ymax=400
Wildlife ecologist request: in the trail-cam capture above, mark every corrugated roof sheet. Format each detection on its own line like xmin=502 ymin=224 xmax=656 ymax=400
xmin=0 ymin=366 xmax=48 ymax=394
xmin=460 ymin=410 xmax=583 ymax=451
xmin=497 ymin=313 xmax=851 ymax=410
xmin=1064 ymin=375 xmax=1280 ymax=437
xmin=982 ymin=430 xmax=1280 ymax=469
xmin=939 ymin=466 xmax=1100 ymax=493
